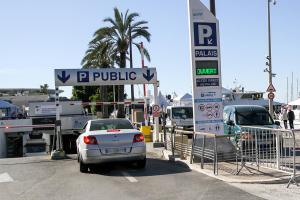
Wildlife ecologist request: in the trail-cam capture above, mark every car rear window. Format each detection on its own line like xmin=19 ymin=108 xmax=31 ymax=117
xmin=89 ymin=119 xmax=134 ymax=131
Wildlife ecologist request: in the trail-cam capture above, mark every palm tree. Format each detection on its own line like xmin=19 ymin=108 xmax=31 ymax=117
xmin=40 ymin=84 xmax=49 ymax=94
xmin=91 ymin=7 xmax=151 ymax=117
xmin=80 ymin=41 xmax=117 ymax=118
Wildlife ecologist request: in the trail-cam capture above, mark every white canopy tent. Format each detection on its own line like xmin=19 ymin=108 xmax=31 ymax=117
xmin=173 ymin=93 xmax=192 ymax=106
xmin=288 ymin=98 xmax=300 ymax=106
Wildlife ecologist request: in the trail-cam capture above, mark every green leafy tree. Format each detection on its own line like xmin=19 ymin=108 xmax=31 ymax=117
xmin=80 ymin=41 xmax=117 ymax=118
xmin=91 ymin=7 xmax=151 ymax=117
xmin=40 ymin=84 xmax=49 ymax=94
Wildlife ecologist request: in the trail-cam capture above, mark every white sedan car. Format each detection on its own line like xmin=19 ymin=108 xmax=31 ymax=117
xmin=76 ymin=118 xmax=146 ymax=173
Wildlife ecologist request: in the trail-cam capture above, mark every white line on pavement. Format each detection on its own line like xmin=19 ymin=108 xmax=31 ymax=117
xmin=121 ymin=171 xmax=138 ymax=183
xmin=0 ymin=172 xmax=14 ymax=183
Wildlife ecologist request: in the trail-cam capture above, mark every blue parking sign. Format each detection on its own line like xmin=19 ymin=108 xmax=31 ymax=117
xmin=194 ymin=22 xmax=217 ymax=46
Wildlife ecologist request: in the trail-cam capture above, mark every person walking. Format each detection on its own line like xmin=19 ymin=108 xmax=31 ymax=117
xmin=287 ymin=106 xmax=295 ymax=129
xmin=282 ymin=108 xmax=288 ymax=129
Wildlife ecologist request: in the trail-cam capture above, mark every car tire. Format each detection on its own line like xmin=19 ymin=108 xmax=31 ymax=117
xmin=79 ymin=156 xmax=89 ymax=173
xmin=135 ymin=158 xmax=146 ymax=169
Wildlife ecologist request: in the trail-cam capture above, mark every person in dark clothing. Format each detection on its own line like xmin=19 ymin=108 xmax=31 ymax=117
xmin=287 ymin=107 xmax=295 ymax=129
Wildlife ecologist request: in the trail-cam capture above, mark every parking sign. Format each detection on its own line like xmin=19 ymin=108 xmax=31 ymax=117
xmin=188 ymin=0 xmax=224 ymax=135
xmin=194 ymin=22 xmax=217 ymax=46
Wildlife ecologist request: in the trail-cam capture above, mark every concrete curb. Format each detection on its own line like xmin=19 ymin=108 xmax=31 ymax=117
xmin=158 ymin=148 xmax=293 ymax=184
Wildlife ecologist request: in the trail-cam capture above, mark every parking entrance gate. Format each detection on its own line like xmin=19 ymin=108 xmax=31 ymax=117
xmin=53 ymin=68 xmax=159 ymax=156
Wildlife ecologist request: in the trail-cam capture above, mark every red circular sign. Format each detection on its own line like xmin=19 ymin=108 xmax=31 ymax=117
xmin=268 ymin=92 xmax=275 ymax=100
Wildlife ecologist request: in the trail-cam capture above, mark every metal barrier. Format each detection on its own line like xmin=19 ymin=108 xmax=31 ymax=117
xmin=164 ymin=125 xmax=193 ymax=160
xmin=190 ymin=132 xmax=239 ymax=175
xmin=189 ymin=127 xmax=300 ymax=188
xmin=239 ymin=126 xmax=300 ymax=188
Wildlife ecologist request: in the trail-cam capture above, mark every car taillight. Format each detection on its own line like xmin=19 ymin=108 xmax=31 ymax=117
xmin=83 ymin=136 xmax=98 ymax=145
xmin=133 ymin=133 xmax=144 ymax=143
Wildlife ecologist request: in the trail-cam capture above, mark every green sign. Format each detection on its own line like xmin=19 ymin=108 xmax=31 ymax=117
xmin=195 ymin=61 xmax=218 ymax=76
xmin=196 ymin=68 xmax=217 ymax=75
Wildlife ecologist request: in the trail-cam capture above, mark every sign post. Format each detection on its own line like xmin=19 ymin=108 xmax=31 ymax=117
xmin=188 ymin=0 xmax=224 ymax=135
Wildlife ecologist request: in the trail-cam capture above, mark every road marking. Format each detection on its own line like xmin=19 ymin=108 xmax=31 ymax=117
xmin=0 ymin=172 xmax=14 ymax=183
xmin=121 ymin=171 xmax=138 ymax=183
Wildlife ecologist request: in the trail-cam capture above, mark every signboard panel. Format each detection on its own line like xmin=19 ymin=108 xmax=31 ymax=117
xmin=55 ymin=68 xmax=157 ymax=86
xmin=188 ymin=0 xmax=224 ymax=135
xmin=34 ymin=105 xmax=62 ymax=115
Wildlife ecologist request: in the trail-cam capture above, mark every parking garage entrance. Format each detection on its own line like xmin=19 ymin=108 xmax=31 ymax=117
xmin=53 ymin=68 xmax=159 ymax=152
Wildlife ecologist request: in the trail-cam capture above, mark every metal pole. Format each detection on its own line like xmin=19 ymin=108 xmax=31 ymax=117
xmin=210 ymin=0 xmax=216 ymax=16
xmin=287 ymin=77 xmax=289 ymax=104
xmin=141 ymin=42 xmax=148 ymax=125
xmin=113 ymin=85 xmax=116 ymax=114
xmin=129 ymin=24 xmax=134 ymax=102
xmin=297 ymin=78 xmax=299 ymax=99
xmin=267 ymin=0 xmax=274 ymax=116
xmin=153 ymin=83 xmax=159 ymax=142
xmin=55 ymin=87 xmax=60 ymax=150
xmin=291 ymin=72 xmax=294 ymax=101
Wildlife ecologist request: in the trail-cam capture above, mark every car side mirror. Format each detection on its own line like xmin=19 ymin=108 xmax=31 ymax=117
xmin=274 ymin=121 xmax=281 ymax=126
xmin=227 ymin=120 xmax=235 ymax=126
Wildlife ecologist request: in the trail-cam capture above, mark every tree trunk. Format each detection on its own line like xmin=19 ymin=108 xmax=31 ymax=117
xmin=102 ymin=85 xmax=109 ymax=118
xmin=117 ymin=52 xmax=127 ymax=118
xmin=117 ymin=85 xmax=125 ymax=118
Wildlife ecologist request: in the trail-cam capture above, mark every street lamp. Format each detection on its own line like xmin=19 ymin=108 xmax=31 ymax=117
xmin=266 ymin=0 xmax=276 ymax=116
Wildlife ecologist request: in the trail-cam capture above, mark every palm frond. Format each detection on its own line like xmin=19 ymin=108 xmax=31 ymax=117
xmin=132 ymin=29 xmax=151 ymax=42
xmin=134 ymin=43 xmax=151 ymax=62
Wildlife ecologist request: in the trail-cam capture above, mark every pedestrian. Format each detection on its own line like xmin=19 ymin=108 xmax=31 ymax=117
xmin=282 ymin=107 xmax=288 ymax=129
xmin=287 ymin=106 xmax=295 ymax=129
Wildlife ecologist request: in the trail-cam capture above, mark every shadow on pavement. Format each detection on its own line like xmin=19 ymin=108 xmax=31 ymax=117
xmin=0 ymin=155 xmax=76 ymax=166
xmin=90 ymin=158 xmax=191 ymax=177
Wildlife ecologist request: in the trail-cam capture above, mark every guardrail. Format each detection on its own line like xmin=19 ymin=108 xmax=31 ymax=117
xmin=164 ymin=125 xmax=193 ymax=160
xmin=164 ymin=125 xmax=300 ymax=188
xmin=238 ymin=126 xmax=300 ymax=188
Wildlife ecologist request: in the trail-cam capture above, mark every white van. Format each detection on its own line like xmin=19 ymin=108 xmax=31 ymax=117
xmin=166 ymin=106 xmax=193 ymax=128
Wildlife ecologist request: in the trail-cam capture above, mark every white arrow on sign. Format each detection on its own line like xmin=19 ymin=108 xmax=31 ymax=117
xmin=0 ymin=172 xmax=14 ymax=183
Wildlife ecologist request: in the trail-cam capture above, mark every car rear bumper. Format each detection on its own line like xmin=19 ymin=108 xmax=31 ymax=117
xmin=80 ymin=146 xmax=146 ymax=164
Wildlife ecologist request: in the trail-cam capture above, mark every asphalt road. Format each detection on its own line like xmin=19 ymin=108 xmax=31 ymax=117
xmin=0 ymin=153 xmax=263 ymax=200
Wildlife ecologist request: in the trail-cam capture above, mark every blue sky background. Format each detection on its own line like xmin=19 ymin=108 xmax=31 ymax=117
xmin=0 ymin=0 xmax=299 ymax=103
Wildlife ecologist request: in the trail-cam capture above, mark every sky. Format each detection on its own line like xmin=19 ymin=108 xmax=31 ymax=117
xmin=0 ymin=0 xmax=299 ymax=104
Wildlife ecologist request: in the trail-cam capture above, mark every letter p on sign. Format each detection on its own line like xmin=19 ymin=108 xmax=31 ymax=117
xmin=194 ymin=22 xmax=217 ymax=46
xmin=77 ymin=71 xmax=89 ymax=83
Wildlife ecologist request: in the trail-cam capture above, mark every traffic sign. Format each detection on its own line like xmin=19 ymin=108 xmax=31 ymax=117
xmin=55 ymin=68 xmax=157 ymax=86
xmin=268 ymin=92 xmax=275 ymax=100
xmin=152 ymin=104 xmax=160 ymax=112
xmin=194 ymin=22 xmax=217 ymax=46
xmin=266 ymin=83 xmax=276 ymax=92
xmin=152 ymin=104 xmax=160 ymax=118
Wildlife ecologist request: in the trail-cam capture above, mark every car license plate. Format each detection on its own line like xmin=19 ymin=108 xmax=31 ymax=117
xmin=105 ymin=148 xmax=126 ymax=154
